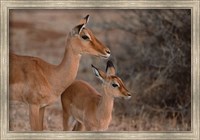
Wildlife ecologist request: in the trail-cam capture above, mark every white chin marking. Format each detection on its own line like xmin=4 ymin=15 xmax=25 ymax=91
xmin=125 ymin=96 xmax=131 ymax=100
xmin=101 ymin=54 xmax=110 ymax=59
xmin=106 ymin=53 xmax=111 ymax=58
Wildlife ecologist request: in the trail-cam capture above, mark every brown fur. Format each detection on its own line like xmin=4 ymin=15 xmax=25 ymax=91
xmin=9 ymin=15 xmax=110 ymax=131
xmin=61 ymin=63 xmax=131 ymax=131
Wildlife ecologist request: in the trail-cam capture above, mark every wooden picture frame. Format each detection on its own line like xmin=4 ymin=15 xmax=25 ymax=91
xmin=1 ymin=0 xmax=199 ymax=139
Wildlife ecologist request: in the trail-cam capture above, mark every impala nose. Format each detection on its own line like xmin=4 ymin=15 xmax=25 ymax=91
xmin=125 ymin=92 xmax=132 ymax=99
xmin=104 ymin=48 xmax=111 ymax=58
xmin=105 ymin=49 xmax=111 ymax=54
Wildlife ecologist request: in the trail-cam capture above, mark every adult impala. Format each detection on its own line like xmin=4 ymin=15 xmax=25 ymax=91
xmin=9 ymin=15 xmax=110 ymax=131
xmin=61 ymin=60 xmax=131 ymax=131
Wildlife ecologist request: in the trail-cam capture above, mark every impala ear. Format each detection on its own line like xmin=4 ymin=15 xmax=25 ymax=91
xmin=106 ymin=60 xmax=116 ymax=75
xmin=79 ymin=15 xmax=90 ymax=25
xmin=91 ymin=64 xmax=106 ymax=82
xmin=72 ymin=24 xmax=84 ymax=35
xmin=71 ymin=15 xmax=90 ymax=35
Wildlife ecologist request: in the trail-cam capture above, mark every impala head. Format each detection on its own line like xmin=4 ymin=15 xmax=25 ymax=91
xmin=69 ymin=15 xmax=110 ymax=58
xmin=91 ymin=60 xmax=131 ymax=99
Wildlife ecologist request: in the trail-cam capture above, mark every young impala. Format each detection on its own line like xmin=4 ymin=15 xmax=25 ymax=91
xmin=9 ymin=15 xmax=110 ymax=131
xmin=61 ymin=60 xmax=132 ymax=131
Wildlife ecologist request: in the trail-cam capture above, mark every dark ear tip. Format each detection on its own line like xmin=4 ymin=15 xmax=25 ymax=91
xmin=85 ymin=15 xmax=90 ymax=20
xmin=106 ymin=60 xmax=115 ymax=72
xmin=107 ymin=60 xmax=114 ymax=68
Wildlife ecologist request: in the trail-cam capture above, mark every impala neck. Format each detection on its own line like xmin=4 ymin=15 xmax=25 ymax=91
xmin=53 ymin=36 xmax=81 ymax=96
xmin=96 ymin=86 xmax=114 ymax=123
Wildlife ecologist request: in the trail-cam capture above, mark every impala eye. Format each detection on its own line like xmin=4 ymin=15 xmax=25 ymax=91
xmin=112 ymin=83 xmax=119 ymax=88
xmin=81 ymin=35 xmax=90 ymax=40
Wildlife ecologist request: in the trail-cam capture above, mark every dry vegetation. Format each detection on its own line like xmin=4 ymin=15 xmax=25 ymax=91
xmin=9 ymin=9 xmax=191 ymax=131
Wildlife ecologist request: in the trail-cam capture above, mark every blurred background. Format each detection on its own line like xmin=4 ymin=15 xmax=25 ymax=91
xmin=9 ymin=9 xmax=191 ymax=131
